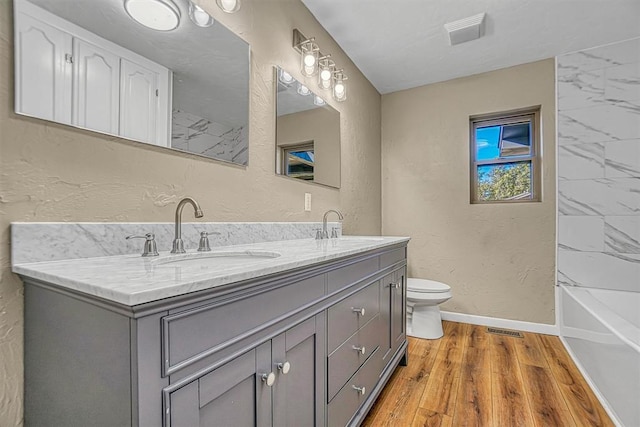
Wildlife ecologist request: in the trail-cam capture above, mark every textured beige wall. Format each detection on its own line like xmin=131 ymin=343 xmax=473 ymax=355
xmin=382 ymin=59 xmax=556 ymax=324
xmin=277 ymin=107 xmax=341 ymax=188
xmin=0 ymin=0 xmax=382 ymax=423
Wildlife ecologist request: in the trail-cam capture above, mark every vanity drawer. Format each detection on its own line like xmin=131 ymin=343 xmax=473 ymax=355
xmin=162 ymin=275 xmax=324 ymax=375
xmin=327 ymin=257 xmax=379 ymax=293
xmin=379 ymin=247 xmax=406 ymax=269
xmin=327 ymin=282 xmax=380 ymax=353
xmin=327 ymin=347 xmax=384 ymax=427
xmin=328 ymin=314 xmax=381 ymax=401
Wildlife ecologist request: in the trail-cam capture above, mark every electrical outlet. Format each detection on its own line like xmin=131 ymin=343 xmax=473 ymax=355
xmin=304 ymin=193 xmax=312 ymax=211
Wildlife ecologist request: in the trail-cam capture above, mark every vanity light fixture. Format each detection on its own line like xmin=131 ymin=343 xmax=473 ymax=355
xmin=216 ymin=0 xmax=241 ymax=13
xmin=297 ymin=83 xmax=311 ymax=96
xmin=124 ymin=0 xmax=181 ymax=31
xmin=188 ymin=2 xmax=214 ymax=27
xmin=313 ymin=95 xmax=326 ymax=106
xmin=318 ymin=56 xmax=335 ymax=90
xmin=332 ymin=70 xmax=347 ymax=102
xmin=299 ymin=39 xmax=320 ymax=77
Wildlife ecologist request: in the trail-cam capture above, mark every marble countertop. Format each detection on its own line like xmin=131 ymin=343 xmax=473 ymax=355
xmin=13 ymin=236 xmax=409 ymax=306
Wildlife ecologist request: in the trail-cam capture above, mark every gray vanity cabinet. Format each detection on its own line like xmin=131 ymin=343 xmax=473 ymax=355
xmin=22 ymin=243 xmax=408 ymax=427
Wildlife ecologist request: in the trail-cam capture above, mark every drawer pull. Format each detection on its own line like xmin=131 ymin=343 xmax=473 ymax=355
xmin=261 ymin=372 xmax=276 ymax=387
xmin=390 ymin=282 xmax=401 ymax=289
xmin=352 ymin=307 xmax=365 ymax=316
xmin=277 ymin=361 xmax=291 ymax=375
xmin=352 ymin=385 xmax=366 ymax=395
xmin=352 ymin=345 xmax=366 ymax=355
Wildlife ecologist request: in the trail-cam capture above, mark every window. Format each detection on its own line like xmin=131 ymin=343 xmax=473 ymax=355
xmin=282 ymin=142 xmax=315 ymax=181
xmin=470 ymin=107 xmax=541 ymax=203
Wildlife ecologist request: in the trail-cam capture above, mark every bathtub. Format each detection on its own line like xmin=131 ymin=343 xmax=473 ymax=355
xmin=560 ymin=285 xmax=640 ymax=427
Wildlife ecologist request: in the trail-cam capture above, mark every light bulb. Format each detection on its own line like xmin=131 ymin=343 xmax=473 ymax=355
xmin=189 ymin=3 xmax=214 ymax=27
xmin=279 ymin=69 xmax=294 ymax=84
xmin=334 ymin=83 xmax=344 ymax=95
xmin=314 ymin=96 xmax=325 ymax=106
xmin=216 ymin=0 xmax=240 ymax=13
xmin=304 ymin=53 xmax=316 ymax=67
xmin=320 ymin=69 xmax=331 ymax=81
xmin=297 ymin=83 xmax=311 ymax=96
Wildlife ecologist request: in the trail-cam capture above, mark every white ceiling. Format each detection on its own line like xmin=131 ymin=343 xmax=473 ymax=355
xmin=302 ymin=0 xmax=640 ymax=94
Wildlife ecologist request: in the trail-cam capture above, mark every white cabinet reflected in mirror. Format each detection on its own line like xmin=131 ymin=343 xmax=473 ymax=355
xmin=14 ymin=0 xmax=250 ymax=165
xmin=275 ymin=67 xmax=340 ymax=189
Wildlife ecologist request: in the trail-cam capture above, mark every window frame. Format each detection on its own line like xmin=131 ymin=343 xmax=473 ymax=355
xmin=281 ymin=141 xmax=315 ymax=181
xmin=469 ymin=106 xmax=542 ymax=204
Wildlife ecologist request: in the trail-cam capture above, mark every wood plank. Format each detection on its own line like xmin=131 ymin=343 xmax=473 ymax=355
xmin=362 ymin=335 xmax=442 ymax=426
xmin=521 ymin=364 xmax=577 ymax=427
xmin=490 ymin=335 xmax=535 ymax=426
xmin=515 ymin=331 xmax=548 ymax=368
xmin=418 ymin=322 xmax=468 ymax=416
xmin=538 ymin=335 xmax=614 ymax=427
xmin=451 ymin=325 xmax=492 ymax=426
xmin=411 ymin=408 xmax=453 ymax=427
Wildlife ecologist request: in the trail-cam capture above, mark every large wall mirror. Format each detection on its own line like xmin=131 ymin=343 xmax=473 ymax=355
xmin=14 ymin=0 xmax=250 ymax=165
xmin=275 ymin=67 xmax=340 ymax=188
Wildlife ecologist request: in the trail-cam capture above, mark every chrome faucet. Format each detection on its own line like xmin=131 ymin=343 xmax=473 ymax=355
xmin=321 ymin=209 xmax=344 ymax=239
xmin=171 ymin=197 xmax=204 ymax=253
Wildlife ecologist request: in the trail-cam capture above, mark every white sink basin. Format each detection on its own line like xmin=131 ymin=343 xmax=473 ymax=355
xmin=153 ymin=251 xmax=281 ymax=268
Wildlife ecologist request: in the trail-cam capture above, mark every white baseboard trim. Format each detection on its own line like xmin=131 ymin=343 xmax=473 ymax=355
xmin=440 ymin=311 xmax=559 ymax=335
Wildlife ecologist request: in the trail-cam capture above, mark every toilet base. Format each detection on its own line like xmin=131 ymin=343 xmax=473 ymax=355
xmin=407 ymin=305 xmax=444 ymax=339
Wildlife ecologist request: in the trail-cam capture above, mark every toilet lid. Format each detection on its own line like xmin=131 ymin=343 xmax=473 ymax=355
xmin=407 ymin=278 xmax=451 ymax=293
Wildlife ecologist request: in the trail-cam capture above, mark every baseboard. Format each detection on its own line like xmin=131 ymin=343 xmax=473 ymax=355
xmin=440 ymin=311 xmax=559 ymax=335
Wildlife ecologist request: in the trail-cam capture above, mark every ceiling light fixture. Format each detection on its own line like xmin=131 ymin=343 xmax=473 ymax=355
xmin=444 ymin=13 xmax=486 ymax=46
xmin=124 ymin=0 xmax=181 ymax=31
xmin=216 ymin=0 xmax=241 ymax=13
xmin=188 ymin=2 xmax=214 ymax=27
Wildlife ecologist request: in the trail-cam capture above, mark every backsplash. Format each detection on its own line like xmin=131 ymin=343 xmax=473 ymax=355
xmin=11 ymin=222 xmax=341 ymax=264
xmin=171 ymin=109 xmax=248 ymax=165
xmin=557 ymin=37 xmax=640 ymax=292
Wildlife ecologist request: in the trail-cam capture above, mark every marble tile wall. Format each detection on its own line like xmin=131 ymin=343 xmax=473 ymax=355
xmin=171 ymin=110 xmax=248 ymax=165
xmin=557 ymin=37 xmax=640 ymax=293
xmin=11 ymin=222 xmax=342 ymax=264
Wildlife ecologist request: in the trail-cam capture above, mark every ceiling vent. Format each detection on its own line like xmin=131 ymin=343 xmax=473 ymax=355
xmin=444 ymin=13 xmax=486 ymax=46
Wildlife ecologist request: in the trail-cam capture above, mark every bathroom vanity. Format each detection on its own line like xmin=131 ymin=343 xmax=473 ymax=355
xmin=15 ymin=236 xmax=408 ymax=426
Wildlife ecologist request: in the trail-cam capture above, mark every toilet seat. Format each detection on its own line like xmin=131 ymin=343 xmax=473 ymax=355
xmin=407 ymin=278 xmax=450 ymax=293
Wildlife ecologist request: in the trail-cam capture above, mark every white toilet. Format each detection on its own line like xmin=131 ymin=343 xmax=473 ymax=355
xmin=406 ymin=278 xmax=452 ymax=339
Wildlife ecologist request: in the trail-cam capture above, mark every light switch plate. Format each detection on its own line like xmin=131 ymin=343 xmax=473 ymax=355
xmin=304 ymin=193 xmax=312 ymax=211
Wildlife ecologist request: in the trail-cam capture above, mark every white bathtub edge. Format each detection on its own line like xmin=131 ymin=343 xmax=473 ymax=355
xmin=440 ymin=311 xmax=558 ymax=335
xmin=558 ymin=335 xmax=624 ymax=427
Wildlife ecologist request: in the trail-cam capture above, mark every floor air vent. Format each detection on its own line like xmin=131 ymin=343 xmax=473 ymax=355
xmin=487 ymin=327 xmax=523 ymax=338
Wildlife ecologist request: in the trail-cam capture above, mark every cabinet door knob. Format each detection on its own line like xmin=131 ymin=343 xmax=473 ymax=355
xmin=277 ymin=361 xmax=291 ymax=375
xmin=261 ymin=372 xmax=276 ymax=387
xmin=352 ymin=307 xmax=365 ymax=316
xmin=352 ymin=345 xmax=366 ymax=355
xmin=352 ymin=385 xmax=366 ymax=395
xmin=390 ymin=282 xmax=401 ymax=289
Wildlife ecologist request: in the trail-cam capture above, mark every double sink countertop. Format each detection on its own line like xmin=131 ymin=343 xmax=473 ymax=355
xmin=12 ymin=236 xmax=409 ymax=306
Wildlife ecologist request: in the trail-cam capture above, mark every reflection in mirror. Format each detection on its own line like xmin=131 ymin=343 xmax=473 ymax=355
xmin=275 ymin=67 xmax=340 ymax=188
xmin=14 ymin=0 xmax=250 ymax=165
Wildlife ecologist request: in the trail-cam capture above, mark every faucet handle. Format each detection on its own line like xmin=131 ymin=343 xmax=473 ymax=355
xmin=331 ymin=227 xmax=340 ymax=239
xmin=198 ymin=231 xmax=211 ymax=252
xmin=315 ymin=229 xmax=323 ymax=240
xmin=126 ymin=233 xmax=159 ymax=257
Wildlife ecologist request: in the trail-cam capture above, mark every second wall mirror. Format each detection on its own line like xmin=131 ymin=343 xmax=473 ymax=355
xmin=275 ymin=67 xmax=340 ymax=189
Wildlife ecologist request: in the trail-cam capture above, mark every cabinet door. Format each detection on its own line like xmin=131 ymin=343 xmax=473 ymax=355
xmin=391 ymin=268 xmax=407 ymax=356
xmin=15 ymin=11 xmax=72 ymax=124
xmin=119 ymin=59 xmax=159 ymax=145
xmin=73 ymin=38 xmax=120 ymax=134
xmin=168 ymin=342 xmax=272 ymax=427
xmin=272 ymin=314 xmax=326 ymax=427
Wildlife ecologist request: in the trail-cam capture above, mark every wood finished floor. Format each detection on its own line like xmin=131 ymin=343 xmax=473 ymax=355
xmin=362 ymin=321 xmax=614 ymax=427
